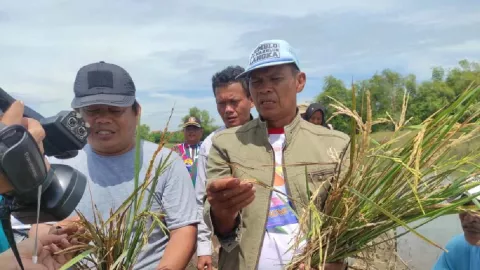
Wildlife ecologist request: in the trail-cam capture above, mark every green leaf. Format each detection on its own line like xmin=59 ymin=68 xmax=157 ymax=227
xmin=58 ymin=249 xmax=93 ymax=270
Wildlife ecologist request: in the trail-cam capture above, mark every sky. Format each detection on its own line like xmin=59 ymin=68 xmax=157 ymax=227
xmin=0 ymin=0 xmax=479 ymax=131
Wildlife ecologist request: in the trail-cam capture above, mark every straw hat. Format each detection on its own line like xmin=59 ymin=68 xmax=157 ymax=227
xmin=298 ymin=102 xmax=310 ymax=115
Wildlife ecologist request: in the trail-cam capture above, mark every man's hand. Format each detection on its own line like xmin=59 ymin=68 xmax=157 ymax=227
xmin=206 ymin=177 xmax=255 ymax=235
xmin=197 ymin=255 xmax=212 ymax=270
xmin=3 ymin=226 xmax=81 ymax=270
xmin=0 ymin=100 xmax=49 ymax=194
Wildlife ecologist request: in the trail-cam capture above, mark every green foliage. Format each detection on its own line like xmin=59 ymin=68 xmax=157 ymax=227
xmin=137 ymin=124 xmax=151 ymax=141
xmin=315 ymin=60 xmax=480 ymax=133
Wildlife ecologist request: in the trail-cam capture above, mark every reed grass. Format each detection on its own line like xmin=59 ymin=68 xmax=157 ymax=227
xmin=57 ymin=108 xmax=176 ymax=270
xmin=285 ymin=84 xmax=480 ymax=269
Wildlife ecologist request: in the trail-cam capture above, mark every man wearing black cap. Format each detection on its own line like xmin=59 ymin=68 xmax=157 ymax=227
xmin=172 ymin=116 xmax=204 ymax=186
xmin=33 ymin=61 xmax=200 ymax=270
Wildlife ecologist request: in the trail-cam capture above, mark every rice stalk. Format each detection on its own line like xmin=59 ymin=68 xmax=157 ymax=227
xmin=57 ymin=108 xmax=175 ymax=270
xmin=284 ymin=84 xmax=480 ymax=269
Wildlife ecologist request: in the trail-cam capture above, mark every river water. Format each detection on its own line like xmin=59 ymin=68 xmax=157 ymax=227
xmin=396 ymin=214 xmax=463 ymax=269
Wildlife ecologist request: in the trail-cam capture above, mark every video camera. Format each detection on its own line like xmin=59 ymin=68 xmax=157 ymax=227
xmin=0 ymin=87 xmax=88 ymax=270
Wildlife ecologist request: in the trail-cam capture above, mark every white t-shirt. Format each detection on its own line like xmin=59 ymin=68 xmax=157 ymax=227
xmin=258 ymin=128 xmax=302 ymax=270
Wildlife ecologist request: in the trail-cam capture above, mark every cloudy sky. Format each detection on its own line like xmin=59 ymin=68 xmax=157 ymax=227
xmin=0 ymin=0 xmax=479 ymax=131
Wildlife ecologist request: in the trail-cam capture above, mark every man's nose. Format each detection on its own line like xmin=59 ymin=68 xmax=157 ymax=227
xmin=257 ymin=83 xmax=274 ymax=94
xmin=225 ymin=104 xmax=235 ymax=114
xmin=95 ymin=116 xmax=112 ymax=125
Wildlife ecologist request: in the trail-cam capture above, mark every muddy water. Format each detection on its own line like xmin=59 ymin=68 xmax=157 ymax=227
xmin=396 ymin=214 xmax=463 ymax=269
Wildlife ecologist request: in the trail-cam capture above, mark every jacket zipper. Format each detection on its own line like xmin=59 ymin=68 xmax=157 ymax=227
xmin=254 ymin=139 xmax=276 ymax=269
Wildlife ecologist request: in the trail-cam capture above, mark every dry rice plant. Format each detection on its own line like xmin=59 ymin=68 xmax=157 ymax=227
xmin=57 ymin=108 xmax=176 ymax=270
xmin=286 ymin=84 xmax=480 ymax=269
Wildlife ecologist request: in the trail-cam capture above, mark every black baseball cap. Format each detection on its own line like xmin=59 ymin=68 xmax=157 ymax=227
xmin=71 ymin=61 xmax=136 ymax=109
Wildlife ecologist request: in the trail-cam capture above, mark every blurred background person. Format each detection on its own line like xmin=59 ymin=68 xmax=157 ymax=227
xmin=304 ymin=102 xmax=334 ymax=130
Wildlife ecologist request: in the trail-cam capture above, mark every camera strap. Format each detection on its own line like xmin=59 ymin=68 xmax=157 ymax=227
xmin=0 ymin=197 xmax=25 ymax=270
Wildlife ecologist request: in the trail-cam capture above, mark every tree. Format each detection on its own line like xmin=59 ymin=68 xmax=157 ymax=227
xmin=314 ymin=60 xmax=479 ymax=134
xmin=315 ymin=76 xmax=353 ymax=133
xmin=137 ymin=124 xmax=151 ymax=141
xmin=180 ymin=107 xmax=219 ymax=139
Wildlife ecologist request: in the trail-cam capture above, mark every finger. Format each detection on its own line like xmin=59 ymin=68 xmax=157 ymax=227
xmin=38 ymin=141 xmax=45 ymax=155
xmin=229 ymin=193 xmax=255 ymax=213
xmin=216 ymin=187 xmax=255 ymax=209
xmin=39 ymin=233 xmax=68 ymax=246
xmin=1 ymin=100 xmax=24 ymax=126
xmin=207 ymin=177 xmax=240 ymax=193
xmin=299 ymin=263 xmax=305 ymax=270
xmin=48 ymin=243 xmax=62 ymax=253
xmin=24 ymin=118 xmax=45 ymax=143
xmin=207 ymin=263 xmax=212 ymax=270
xmin=57 ymin=224 xmax=79 ymax=235
xmin=44 ymin=156 xmax=50 ymax=171
xmin=210 ymin=182 xmax=254 ymax=203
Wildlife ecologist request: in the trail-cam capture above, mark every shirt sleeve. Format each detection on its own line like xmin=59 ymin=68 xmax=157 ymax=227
xmin=203 ymin=136 xmax=243 ymax=252
xmin=432 ymin=234 xmax=467 ymax=270
xmin=195 ymin=143 xmax=213 ymax=256
xmin=158 ymin=151 xmax=200 ymax=230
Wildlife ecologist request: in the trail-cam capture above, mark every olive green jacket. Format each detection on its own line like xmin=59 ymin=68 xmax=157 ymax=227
xmin=204 ymin=113 xmax=350 ymax=270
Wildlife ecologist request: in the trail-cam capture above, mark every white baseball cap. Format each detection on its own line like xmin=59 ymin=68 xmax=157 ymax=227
xmin=465 ymin=176 xmax=480 ymax=206
xmin=236 ymin=39 xmax=301 ymax=79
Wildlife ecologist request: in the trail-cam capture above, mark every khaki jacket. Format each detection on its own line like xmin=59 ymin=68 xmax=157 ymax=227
xmin=204 ymin=113 xmax=350 ymax=270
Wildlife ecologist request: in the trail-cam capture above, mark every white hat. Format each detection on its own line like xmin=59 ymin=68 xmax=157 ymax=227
xmin=236 ymin=39 xmax=300 ymax=79
xmin=466 ymin=176 xmax=480 ymax=205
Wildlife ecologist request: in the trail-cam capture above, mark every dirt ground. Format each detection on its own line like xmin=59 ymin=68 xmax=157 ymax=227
xmin=187 ymin=231 xmax=409 ymax=270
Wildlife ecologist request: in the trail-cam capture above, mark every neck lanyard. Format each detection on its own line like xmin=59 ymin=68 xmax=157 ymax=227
xmin=184 ymin=143 xmax=198 ymax=159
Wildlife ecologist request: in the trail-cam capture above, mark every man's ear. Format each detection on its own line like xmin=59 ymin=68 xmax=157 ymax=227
xmin=249 ymin=96 xmax=255 ymax=108
xmin=135 ymin=103 xmax=142 ymax=121
xmin=296 ymin=72 xmax=306 ymax=94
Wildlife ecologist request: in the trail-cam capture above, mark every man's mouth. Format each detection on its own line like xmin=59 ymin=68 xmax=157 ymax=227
xmin=96 ymin=130 xmax=115 ymax=135
xmin=463 ymin=225 xmax=480 ymax=233
xmin=260 ymin=100 xmax=275 ymax=105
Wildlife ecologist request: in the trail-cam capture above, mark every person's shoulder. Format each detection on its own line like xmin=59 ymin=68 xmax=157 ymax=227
xmin=201 ymin=126 xmax=225 ymax=151
xmin=299 ymin=120 xmax=349 ymax=142
xmin=213 ymin=119 xmax=258 ymax=139
xmin=445 ymin=234 xmax=472 ymax=252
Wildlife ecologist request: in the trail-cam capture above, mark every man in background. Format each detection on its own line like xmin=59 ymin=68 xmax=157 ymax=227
xmin=433 ymin=182 xmax=480 ymax=269
xmin=172 ymin=116 xmax=204 ymax=186
xmin=304 ymin=102 xmax=334 ymax=130
xmin=195 ymin=65 xmax=254 ymax=270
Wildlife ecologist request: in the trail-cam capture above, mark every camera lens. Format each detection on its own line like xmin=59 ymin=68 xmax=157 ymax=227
xmin=67 ymin=116 xmax=78 ymax=128
xmin=77 ymin=126 xmax=87 ymax=138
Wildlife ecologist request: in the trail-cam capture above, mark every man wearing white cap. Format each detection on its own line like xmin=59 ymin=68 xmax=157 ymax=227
xmin=203 ymin=40 xmax=350 ymax=270
xmin=433 ymin=182 xmax=480 ymax=269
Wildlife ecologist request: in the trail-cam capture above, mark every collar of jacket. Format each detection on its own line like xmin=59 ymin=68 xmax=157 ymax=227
xmin=257 ymin=109 xmax=302 ymax=151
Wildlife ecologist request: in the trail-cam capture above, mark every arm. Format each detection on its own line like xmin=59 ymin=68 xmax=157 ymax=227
xmin=195 ymin=145 xmax=212 ymax=256
xmin=203 ymin=138 xmax=243 ymax=252
xmin=157 ymin=225 xmax=197 ymax=270
xmin=157 ymin=152 xmax=200 ymax=270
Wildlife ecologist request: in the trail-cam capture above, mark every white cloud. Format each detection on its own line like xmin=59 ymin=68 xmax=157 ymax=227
xmin=0 ymin=0 xmax=478 ymax=130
